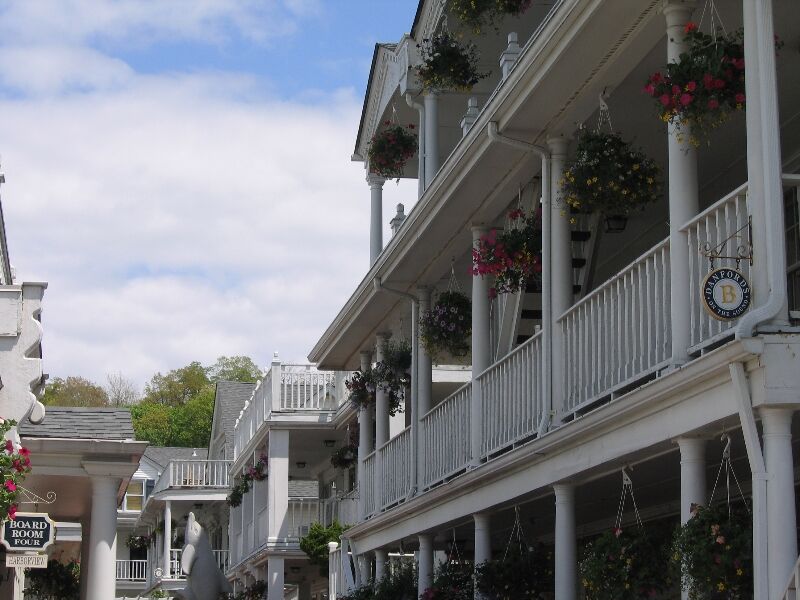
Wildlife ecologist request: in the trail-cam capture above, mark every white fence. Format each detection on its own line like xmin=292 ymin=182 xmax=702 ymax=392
xmin=478 ymin=331 xmax=544 ymax=457
xmin=287 ymin=498 xmax=319 ymax=538
xmin=559 ymin=240 xmax=671 ymax=412
xmin=379 ymin=426 xmax=413 ymax=508
xmin=421 ymin=384 xmax=471 ymax=489
xmin=320 ymin=488 xmax=359 ymax=527
xmin=152 ymin=459 xmax=231 ymax=494
xmin=363 ymin=452 xmax=376 ymax=517
xmin=116 ymin=559 xmax=147 ymax=581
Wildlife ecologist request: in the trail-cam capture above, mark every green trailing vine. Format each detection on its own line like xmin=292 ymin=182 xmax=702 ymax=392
xmin=299 ymin=521 xmax=349 ymax=576
xmin=450 ymin=0 xmax=532 ymax=33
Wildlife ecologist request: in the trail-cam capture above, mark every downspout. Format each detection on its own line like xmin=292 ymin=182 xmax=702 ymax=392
xmin=487 ymin=122 xmax=553 ymax=420
xmin=405 ymin=93 xmax=426 ymax=199
xmin=729 ymin=362 xmax=768 ymax=599
xmin=373 ymin=278 xmax=419 ymax=496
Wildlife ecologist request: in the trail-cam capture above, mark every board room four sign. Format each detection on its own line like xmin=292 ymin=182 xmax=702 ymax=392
xmin=1 ymin=513 xmax=54 ymax=552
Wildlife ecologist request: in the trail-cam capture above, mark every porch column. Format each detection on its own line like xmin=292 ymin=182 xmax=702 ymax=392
xmin=424 ymin=93 xmax=439 ymax=187
xmin=374 ymin=548 xmax=388 ymax=582
xmin=358 ymin=350 xmax=373 ymax=520
xmin=84 ymin=476 xmax=120 ymax=600
xmin=677 ymin=437 xmax=706 ymax=600
xmin=553 ymin=484 xmax=576 ymax=600
xmin=742 ymin=0 xmax=789 ymax=324
xmin=267 ymin=557 xmax=284 ymax=600
xmin=163 ymin=500 xmax=172 ymax=577
xmin=417 ymin=286 xmax=433 ymax=489
xmin=549 ymin=136 xmax=572 ymax=413
xmin=375 ymin=334 xmax=390 ymax=512
xmin=474 ymin=512 xmax=491 ymax=600
xmin=417 ymin=533 xmax=434 ymax=598
xmin=368 ymin=174 xmax=386 ymax=266
xmin=78 ymin=519 xmax=90 ymax=600
xmin=761 ymin=408 xmax=797 ymax=597
xmin=268 ymin=430 xmax=290 ymax=542
xmin=471 ymin=226 xmax=491 ymax=465
xmin=664 ymin=2 xmax=699 ymax=366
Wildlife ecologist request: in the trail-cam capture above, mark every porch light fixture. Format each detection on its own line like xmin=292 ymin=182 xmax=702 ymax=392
xmin=296 ymin=462 xmax=307 ymax=469
xmin=604 ymin=215 xmax=629 ymax=233
xmin=324 ymin=440 xmax=336 ymax=448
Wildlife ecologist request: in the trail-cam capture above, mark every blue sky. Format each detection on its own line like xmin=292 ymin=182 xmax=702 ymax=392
xmin=0 ymin=0 xmax=419 ymax=387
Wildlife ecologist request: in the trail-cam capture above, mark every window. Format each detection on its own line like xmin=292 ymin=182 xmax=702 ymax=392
xmin=785 ymin=186 xmax=800 ymax=313
xmin=123 ymin=480 xmax=145 ymax=512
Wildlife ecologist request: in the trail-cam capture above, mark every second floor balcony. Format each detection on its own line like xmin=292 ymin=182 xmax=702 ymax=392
xmin=150 ymin=459 xmax=232 ymax=497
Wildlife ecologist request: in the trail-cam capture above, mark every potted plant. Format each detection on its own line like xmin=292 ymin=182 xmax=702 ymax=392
xmin=644 ymin=23 xmax=751 ymax=146
xmin=672 ymin=503 xmax=752 ymax=599
xmin=450 ymin=0 xmax=532 ymax=32
xmin=580 ymin=525 xmax=671 ymax=599
xmin=560 ymin=129 xmax=663 ymax=231
xmin=126 ymin=534 xmax=150 ymax=550
xmin=374 ymin=561 xmax=417 ymax=599
xmin=0 ymin=418 xmax=31 ymax=523
xmin=422 ymin=561 xmax=474 ymax=600
xmin=475 ymin=542 xmax=553 ymax=599
xmin=345 ymin=363 xmax=405 ymax=416
xmin=420 ymin=290 xmax=471 ymax=360
xmin=416 ymin=32 xmax=489 ymax=92
xmin=330 ymin=444 xmax=358 ymax=470
xmin=381 ymin=338 xmax=412 ymax=374
xmin=472 ymin=207 xmax=542 ymax=297
xmin=368 ymin=122 xmax=417 ymax=180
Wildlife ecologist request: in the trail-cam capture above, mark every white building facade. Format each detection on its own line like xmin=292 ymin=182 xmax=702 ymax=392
xmin=304 ymin=1 xmax=800 ymax=599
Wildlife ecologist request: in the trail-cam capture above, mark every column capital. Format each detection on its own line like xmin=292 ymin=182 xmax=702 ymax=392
xmin=674 ymin=436 xmax=709 ymax=456
xmin=366 ymin=173 xmax=386 ymax=188
xmin=552 ymin=482 xmax=575 ymax=501
xmin=663 ymin=1 xmax=697 ymax=26
xmin=473 ymin=511 xmax=491 ymax=526
xmin=546 ymin=135 xmax=571 ymax=156
xmin=416 ymin=285 xmax=432 ymax=301
xmin=760 ymin=407 xmax=794 ymax=436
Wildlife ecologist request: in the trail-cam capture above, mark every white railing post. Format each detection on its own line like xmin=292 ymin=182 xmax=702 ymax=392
xmin=271 ymin=352 xmax=282 ymax=412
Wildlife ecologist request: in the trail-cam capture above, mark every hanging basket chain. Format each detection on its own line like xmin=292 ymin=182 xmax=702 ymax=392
xmin=615 ymin=467 xmax=643 ymax=531
xmin=708 ymin=433 xmax=751 ymax=515
xmin=697 ymin=0 xmax=728 ymax=42
xmin=448 ymin=261 xmax=463 ymax=294
xmin=596 ymin=88 xmax=614 ymax=134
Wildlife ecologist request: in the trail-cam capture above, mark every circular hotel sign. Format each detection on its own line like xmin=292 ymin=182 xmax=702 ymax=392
xmin=702 ymin=268 xmax=751 ymax=321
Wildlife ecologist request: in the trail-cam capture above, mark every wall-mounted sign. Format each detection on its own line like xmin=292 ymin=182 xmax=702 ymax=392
xmin=0 ymin=513 xmax=54 ymax=552
xmin=6 ymin=553 xmax=47 ymax=568
xmin=702 ymin=268 xmax=752 ymax=321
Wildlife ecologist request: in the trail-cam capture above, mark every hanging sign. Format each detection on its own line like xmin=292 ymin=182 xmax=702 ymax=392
xmin=0 ymin=513 xmax=54 ymax=552
xmin=6 ymin=553 xmax=47 ymax=568
xmin=702 ymin=268 xmax=751 ymax=321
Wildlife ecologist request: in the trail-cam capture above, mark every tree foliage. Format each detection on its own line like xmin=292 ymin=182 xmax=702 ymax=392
xmin=41 ymin=376 xmax=109 ymax=407
xmin=300 ymin=521 xmax=348 ymax=576
xmin=143 ymin=361 xmax=210 ymax=406
xmin=207 ymin=355 xmax=262 ymax=383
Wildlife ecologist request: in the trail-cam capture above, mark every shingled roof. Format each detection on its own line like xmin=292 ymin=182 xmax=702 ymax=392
xmin=143 ymin=446 xmax=208 ymax=468
xmin=213 ymin=381 xmax=255 ymax=459
xmin=18 ymin=407 xmax=135 ymax=441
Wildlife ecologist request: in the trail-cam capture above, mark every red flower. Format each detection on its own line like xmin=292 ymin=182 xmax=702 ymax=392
xmin=18 ymin=447 xmax=30 ymax=458
xmin=4 ymin=440 xmax=13 ymax=454
xmin=7 ymin=505 xmax=17 ymax=520
xmin=707 ymin=98 xmax=720 ymax=110
xmin=659 ymin=94 xmax=671 ymax=107
xmin=679 ymin=93 xmax=693 ymax=106
xmin=735 ymin=92 xmax=746 ymax=103
xmin=703 ymin=73 xmax=715 ymax=89
xmin=643 ymin=83 xmax=655 ymax=96
xmin=733 ymin=57 xmax=745 ymax=70
xmin=686 ymin=81 xmax=697 ymax=92
xmin=684 ymin=22 xmax=698 ymax=34
xmin=650 ymin=72 xmax=663 ymax=84
xmin=714 ymin=78 xmax=726 ymax=89
xmin=4 ymin=480 xmax=15 ymax=492
xmin=671 ymin=84 xmax=681 ymax=96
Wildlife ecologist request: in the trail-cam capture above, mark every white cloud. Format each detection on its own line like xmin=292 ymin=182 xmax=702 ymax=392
xmin=0 ymin=66 xmax=417 ymax=383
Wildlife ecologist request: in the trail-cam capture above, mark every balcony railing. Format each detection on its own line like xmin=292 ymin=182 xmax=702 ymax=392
xmin=166 ymin=549 xmax=229 ymax=578
xmin=116 ymin=559 xmax=147 ymax=582
xmin=320 ymin=488 xmax=358 ymax=527
xmin=151 ymin=459 xmax=231 ymax=495
xmin=234 ymin=361 xmax=347 ymax=458
xmin=360 ymin=178 xmax=799 ymax=521
xmin=288 ymin=497 xmax=319 ymax=538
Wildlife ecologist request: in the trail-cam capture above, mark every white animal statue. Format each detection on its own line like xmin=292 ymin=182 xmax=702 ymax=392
xmin=174 ymin=512 xmax=233 ymax=600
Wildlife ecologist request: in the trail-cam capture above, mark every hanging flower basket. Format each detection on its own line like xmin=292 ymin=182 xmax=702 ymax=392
xmin=644 ymin=23 xmax=753 ymax=146
xmin=421 ymin=561 xmax=474 ymax=600
xmin=381 ymin=338 xmax=412 ymax=373
xmin=416 ymin=33 xmax=489 ymax=92
xmin=472 ymin=207 xmax=542 ymax=297
xmin=126 ymin=534 xmax=151 ymax=550
xmin=0 ymin=419 xmax=31 ymax=523
xmin=227 ymin=454 xmax=267 ymax=506
xmin=580 ymin=525 xmax=672 ymax=599
xmin=330 ymin=444 xmax=358 ymax=470
xmin=420 ymin=290 xmax=471 ymax=360
xmin=671 ymin=503 xmax=752 ymax=600
xmin=450 ymin=0 xmax=532 ymax=32
xmin=475 ymin=542 xmax=553 ymax=599
xmin=345 ymin=364 xmax=406 ymax=416
xmin=368 ymin=122 xmax=418 ymax=180
xmin=560 ymin=129 xmax=663 ymax=216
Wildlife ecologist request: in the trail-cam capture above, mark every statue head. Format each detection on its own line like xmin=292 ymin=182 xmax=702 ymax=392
xmin=181 ymin=512 xmax=208 ymax=576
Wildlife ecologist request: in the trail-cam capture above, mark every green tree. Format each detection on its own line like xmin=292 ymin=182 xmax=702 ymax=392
xmin=300 ymin=521 xmax=349 ymax=576
xmin=207 ymin=355 xmax=262 ymax=383
xmin=41 ymin=376 xmax=109 ymax=407
xmin=143 ymin=361 xmax=210 ymax=406
xmin=169 ymin=385 xmax=216 ymax=447
xmin=130 ymin=402 xmax=173 ymax=446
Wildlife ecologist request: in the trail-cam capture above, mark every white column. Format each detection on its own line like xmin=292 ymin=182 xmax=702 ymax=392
xmin=358 ymin=350 xmax=373 ymax=520
xmin=368 ymin=174 xmax=386 ymax=266
xmin=664 ymin=2 xmax=699 ymax=366
xmin=549 ymin=136 xmax=572 ymax=413
xmin=553 ymin=484 xmax=576 ymax=600
xmin=474 ymin=512 xmax=491 ymax=600
xmin=471 ymin=226 xmax=491 ymax=465
xmin=163 ymin=500 xmax=172 ymax=577
xmin=358 ymin=554 xmax=371 ymax=585
xmin=85 ymin=476 xmax=120 ymax=600
xmin=417 ymin=287 xmax=433 ymax=490
xmin=677 ymin=437 xmax=706 ymax=600
xmin=267 ymin=557 xmax=284 ymax=600
xmin=375 ymin=334 xmax=391 ymax=447
xmin=417 ymin=533 xmax=434 ymax=598
xmin=78 ymin=519 xmax=91 ymax=600
xmin=761 ymin=408 xmax=797 ymax=598
xmin=424 ymin=93 xmax=439 ymax=187
xmin=374 ymin=549 xmax=388 ymax=582
xmin=268 ymin=430 xmax=290 ymax=541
